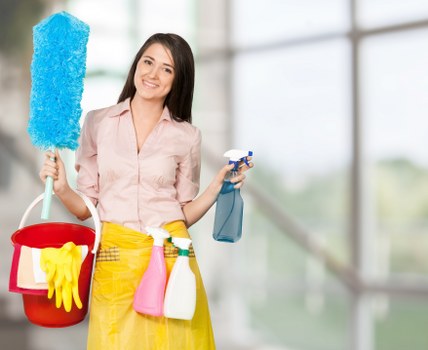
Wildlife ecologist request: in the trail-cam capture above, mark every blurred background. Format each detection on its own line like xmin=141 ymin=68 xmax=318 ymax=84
xmin=1 ymin=0 xmax=428 ymax=349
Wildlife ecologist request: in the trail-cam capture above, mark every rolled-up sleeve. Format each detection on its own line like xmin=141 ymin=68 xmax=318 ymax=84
xmin=175 ymin=127 xmax=201 ymax=206
xmin=75 ymin=111 xmax=99 ymax=205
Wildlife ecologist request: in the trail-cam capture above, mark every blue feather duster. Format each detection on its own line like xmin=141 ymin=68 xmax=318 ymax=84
xmin=28 ymin=11 xmax=90 ymax=150
xmin=27 ymin=12 xmax=89 ymax=219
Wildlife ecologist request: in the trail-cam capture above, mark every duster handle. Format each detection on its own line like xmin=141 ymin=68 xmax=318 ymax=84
xmin=41 ymin=177 xmax=54 ymax=219
xmin=41 ymin=150 xmax=55 ymax=220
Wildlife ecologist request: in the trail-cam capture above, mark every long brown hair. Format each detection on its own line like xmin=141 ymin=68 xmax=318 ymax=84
xmin=118 ymin=33 xmax=195 ymax=123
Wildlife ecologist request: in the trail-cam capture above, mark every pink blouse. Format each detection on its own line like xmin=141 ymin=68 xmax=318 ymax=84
xmin=75 ymin=98 xmax=201 ymax=232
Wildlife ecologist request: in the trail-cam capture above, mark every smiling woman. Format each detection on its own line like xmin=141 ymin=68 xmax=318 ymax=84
xmin=133 ymin=43 xmax=175 ymax=104
xmin=38 ymin=32 xmax=253 ymax=350
xmin=118 ymin=33 xmax=195 ymax=124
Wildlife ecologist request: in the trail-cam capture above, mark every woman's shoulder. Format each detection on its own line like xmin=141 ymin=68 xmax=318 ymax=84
xmin=170 ymin=118 xmax=201 ymax=139
xmin=81 ymin=100 xmax=130 ymax=136
xmin=87 ymin=99 xmax=130 ymax=121
xmin=171 ymin=121 xmax=201 ymax=149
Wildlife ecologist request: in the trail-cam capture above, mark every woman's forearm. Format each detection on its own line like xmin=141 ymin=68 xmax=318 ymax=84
xmin=182 ymin=183 xmax=220 ymax=227
xmin=55 ymin=184 xmax=92 ymax=221
xmin=183 ymin=161 xmax=251 ymax=228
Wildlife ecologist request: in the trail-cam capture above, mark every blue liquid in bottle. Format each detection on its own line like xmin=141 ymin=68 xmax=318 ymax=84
xmin=213 ymin=179 xmax=244 ymax=243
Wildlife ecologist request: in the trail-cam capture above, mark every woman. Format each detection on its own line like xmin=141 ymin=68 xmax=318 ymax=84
xmin=40 ymin=33 xmax=252 ymax=349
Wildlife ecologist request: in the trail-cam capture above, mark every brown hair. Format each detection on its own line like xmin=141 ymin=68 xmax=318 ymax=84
xmin=118 ymin=33 xmax=195 ymax=123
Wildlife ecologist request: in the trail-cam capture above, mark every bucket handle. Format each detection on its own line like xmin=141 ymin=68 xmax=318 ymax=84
xmin=18 ymin=191 xmax=101 ymax=254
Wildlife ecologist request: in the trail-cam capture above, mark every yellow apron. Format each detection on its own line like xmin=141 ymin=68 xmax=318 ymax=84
xmin=87 ymin=221 xmax=216 ymax=349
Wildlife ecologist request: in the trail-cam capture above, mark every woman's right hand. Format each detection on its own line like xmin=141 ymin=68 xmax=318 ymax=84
xmin=39 ymin=150 xmax=70 ymax=194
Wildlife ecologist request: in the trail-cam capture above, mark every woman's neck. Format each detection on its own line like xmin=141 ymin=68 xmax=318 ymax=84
xmin=130 ymin=96 xmax=165 ymax=122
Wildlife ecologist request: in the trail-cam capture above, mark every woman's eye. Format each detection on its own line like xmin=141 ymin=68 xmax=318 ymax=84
xmin=164 ymin=68 xmax=172 ymax=74
xmin=144 ymin=59 xmax=152 ymax=65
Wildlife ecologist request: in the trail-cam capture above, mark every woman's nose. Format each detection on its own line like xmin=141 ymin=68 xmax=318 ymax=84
xmin=147 ymin=65 xmax=159 ymax=78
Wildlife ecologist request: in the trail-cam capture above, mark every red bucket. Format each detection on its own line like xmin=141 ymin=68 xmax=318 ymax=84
xmin=10 ymin=193 xmax=101 ymax=328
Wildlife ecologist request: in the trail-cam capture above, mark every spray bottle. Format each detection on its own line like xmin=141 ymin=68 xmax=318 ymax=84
xmin=213 ymin=149 xmax=253 ymax=243
xmin=133 ymin=227 xmax=170 ymax=316
xmin=163 ymin=238 xmax=196 ymax=320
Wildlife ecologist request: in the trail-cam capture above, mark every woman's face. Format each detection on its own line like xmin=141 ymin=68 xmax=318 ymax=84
xmin=133 ymin=43 xmax=175 ymax=104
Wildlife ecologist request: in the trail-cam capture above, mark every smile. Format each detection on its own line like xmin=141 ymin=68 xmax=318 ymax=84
xmin=143 ymin=80 xmax=158 ymax=88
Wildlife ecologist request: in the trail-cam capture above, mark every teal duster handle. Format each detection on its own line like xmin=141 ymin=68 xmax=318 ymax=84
xmin=41 ymin=150 xmax=55 ymax=220
xmin=41 ymin=177 xmax=53 ymax=220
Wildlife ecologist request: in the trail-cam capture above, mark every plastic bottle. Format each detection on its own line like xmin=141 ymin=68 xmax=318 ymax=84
xmin=213 ymin=149 xmax=253 ymax=243
xmin=163 ymin=238 xmax=196 ymax=320
xmin=133 ymin=227 xmax=170 ymax=316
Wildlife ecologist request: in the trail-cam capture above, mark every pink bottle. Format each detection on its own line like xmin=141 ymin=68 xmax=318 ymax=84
xmin=133 ymin=227 xmax=170 ymax=316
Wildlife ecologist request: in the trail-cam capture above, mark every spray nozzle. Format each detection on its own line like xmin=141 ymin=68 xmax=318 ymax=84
xmin=224 ymin=149 xmax=253 ymax=172
xmin=145 ymin=227 xmax=171 ymax=247
xmin=172 ymin=237 xmax=192 ymax=256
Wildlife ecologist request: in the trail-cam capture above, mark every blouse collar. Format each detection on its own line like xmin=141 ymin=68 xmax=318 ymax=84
xmin=108 ymin=98 xmax=172 ymax=122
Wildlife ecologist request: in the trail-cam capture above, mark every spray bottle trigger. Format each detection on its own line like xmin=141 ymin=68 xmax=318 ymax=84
xmin=241 ymin=151 xmax=253 ymax=167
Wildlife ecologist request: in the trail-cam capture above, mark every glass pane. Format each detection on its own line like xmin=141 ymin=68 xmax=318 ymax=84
xmin=231 ymin=0 xmax=349 ymax=47
xmin=358 ymin=0 xmax=428 ymax=28
xmin=86 ymin=34 xmax=134 ymax=74
xmin=68 ymin=0 xmax=130 ymax=30
xmin=361 ymin=29 xmax=428 ymax=276
xmin=81 ymin=76 xmax=124 ymax=118
xmin=244 ymin=207 xmax=349 ymax=350
xmin=193 ymin=59 xmax=229 ymax=139
xmin=233 ymin=39 xmax=352 ymax=264
xmin=67 ymin=0 xmax=133 ymax=75
xmin=138 ymin=0 xmax=195 ymax=40
xmin=375 ymin=298 xmax=428 ymax=350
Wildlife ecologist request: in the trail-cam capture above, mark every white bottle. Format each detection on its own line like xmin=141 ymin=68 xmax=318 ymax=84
xmin=163 ymin=238 xmax=196 ymax=320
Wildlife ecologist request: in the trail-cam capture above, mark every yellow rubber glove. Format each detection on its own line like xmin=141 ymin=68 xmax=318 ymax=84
xmin=40 ymin=242 xmax=83 ymax=312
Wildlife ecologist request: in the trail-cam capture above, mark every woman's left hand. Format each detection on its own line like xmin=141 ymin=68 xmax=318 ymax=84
xmin=211 ymin=156 xmax=254 ymax=190
xmin=209 ymin=156 xmax=254 ymax=195
xmin=230 ymin=156 xmax=254 ymax=189
xmin=184 ymin=156 xmax=254 ymax=227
